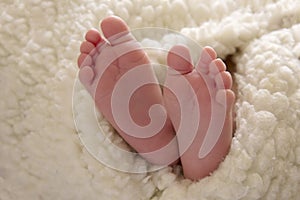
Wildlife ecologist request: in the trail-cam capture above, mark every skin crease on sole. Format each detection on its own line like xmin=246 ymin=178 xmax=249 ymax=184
xmin=78 ymin=16 xmax=235 ymax=181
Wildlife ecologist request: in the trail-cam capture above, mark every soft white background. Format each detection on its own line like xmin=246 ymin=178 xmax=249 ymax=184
xmin=1 ymin=0 xmax=300 ymax=199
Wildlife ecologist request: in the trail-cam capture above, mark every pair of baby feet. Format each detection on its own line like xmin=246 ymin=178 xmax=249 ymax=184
xmin=77 ymin=16 xmax=235 ymax=181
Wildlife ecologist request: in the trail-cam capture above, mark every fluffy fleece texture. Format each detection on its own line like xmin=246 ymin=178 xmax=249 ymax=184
xmin=1 ymin=0 xmax=300 ymax=199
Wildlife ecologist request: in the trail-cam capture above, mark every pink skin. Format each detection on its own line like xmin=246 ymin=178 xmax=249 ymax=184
xmin=77 ymin=16 xmax=235 ymax=180
xmin=77 ymin=16 xmax=179 ymax=165
xmin=164 ymin=45 xmax=235 ymax=180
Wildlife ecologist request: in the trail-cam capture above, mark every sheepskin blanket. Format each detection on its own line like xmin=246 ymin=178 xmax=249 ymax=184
xmin=1 ymin=0 xmax=300 ymax=199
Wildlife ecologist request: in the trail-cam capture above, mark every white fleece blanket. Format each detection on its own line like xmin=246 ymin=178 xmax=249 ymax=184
xmin=1 ymin=0 xmax=300 ymax=200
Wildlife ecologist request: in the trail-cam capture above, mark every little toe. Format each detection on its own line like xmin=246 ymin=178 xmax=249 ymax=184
xmin=215 ymin=71 xmax=233 ymax=89
xmin=167 ymin=45 xmax=194 ymax=75
xmin=100 ymin=16 xmax=132 ymax=45
xmin=216 ymin=89 xmax=235 ymax=110
xmin=78 ymin=53 xmax=93 ymax=68
xmin=85 ymin=29 xmax=102 ymax=45
xmin=196 ymin=46 xmax=217 ymax=74
xmin=79 ymin=66 xmax=95 ymax=86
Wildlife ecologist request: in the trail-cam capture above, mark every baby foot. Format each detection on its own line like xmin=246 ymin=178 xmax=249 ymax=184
xmin=164 ymin=45 xmax=235 ymax=180
xmin=77 ymin=16 xmax=179 ymax=165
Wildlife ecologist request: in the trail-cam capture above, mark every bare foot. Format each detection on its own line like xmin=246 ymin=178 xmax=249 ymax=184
xmin=164 ymin=45 xmax=235 ymax=180
xmin=77 ymin=16 xmax=179 ymax=165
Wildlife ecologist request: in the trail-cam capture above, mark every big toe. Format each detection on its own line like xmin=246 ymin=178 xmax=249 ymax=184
xmin=100 ymin=16 xmax=131 ymax=44
xmin=167 ymin=45 xmax=194 ymax=75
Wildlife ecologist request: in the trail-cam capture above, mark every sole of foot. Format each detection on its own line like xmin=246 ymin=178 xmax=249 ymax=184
xmin=77 ymin=16 xmax=179 ymax=166
xmin=164 ymin=45 xmax=235 ymax=180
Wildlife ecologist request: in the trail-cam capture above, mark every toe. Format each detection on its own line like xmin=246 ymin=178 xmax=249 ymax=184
xmin=100 ymin=16 xmax=132 ymax=45
xmin=78 ymin=53 xmax=93 ymax=68
xmin=85 ymin=29 xmax=102 ymax=45
xmin=208 ymin=58 xmax=226 ymax=76
xmin=79 ymin=66 xmax=95 ymax=86
xmin=196 ymin=46 xmax=217 ymax=74
xmin=167 ymin=45 xmax=194 ymax=75
xmin=80 ymin=41 xmax=95 ymax=54
xmin=216 ymin=89 xmax=235 ymax=109
xmin=79 ymin=29 xmax=104 ymax=68
xmin=215 ymin=71 xmax=233 ymax=89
